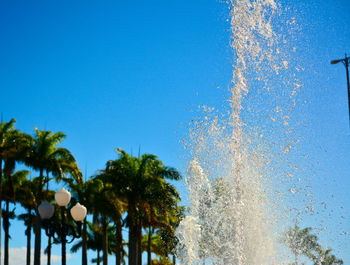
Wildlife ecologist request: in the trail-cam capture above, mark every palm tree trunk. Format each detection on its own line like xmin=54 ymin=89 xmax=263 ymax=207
xmin=47 ymin=236 xmax=51 ymax=265
xmin=45 ymin=168 xmax=50 ymax=265
xmin=137 ymin=217 xmax=142 ymax=265
xmin=82 ymin=220 xmax=88 ymax=265
xmin=0 ymin=158 xmax=3 ymax=265
xmin=34 ymin=168 xmax=44 ymax=265
xmin=165 ymin=241 xmax=168 ymax=258
xmin=34 ymin=216 xmax=41 ymax=265
xmin=102 ymin=215 xmax=108 ymax=265
xmin=128 ymin=224 xmax=138 ymax=265
xmin=147 ymin=226 xmax=152 ymax=265
xmin=173 ymin=255 xmax=176 ymax=265
xmin=4 ymin=200 xmax=9 ymax=265
xmin=128 ymin=206 xmax=138 ymax=265
xmin=115 ymin=220 xmax=122 ymax=265
xmin=25 ymin=211 xmax=31 ymax=265
xmin=97 ymin=249 xmax=101 ymax=265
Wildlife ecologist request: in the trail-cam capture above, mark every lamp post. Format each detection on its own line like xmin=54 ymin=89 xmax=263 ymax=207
xmin=38 ymin=188 xmax=87 ymax=265
xmin=331 ymin=54 xmax=350 ymax=125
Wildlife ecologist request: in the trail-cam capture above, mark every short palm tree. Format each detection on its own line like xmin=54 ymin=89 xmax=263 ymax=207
xmin=157 ymin=205 xmax=184 ymax=265
xmin=311 ymin=247 xmax=343 ymax=265
xmin=142 ymin=184 xmax=182 ymax=265
xmin=282 ymin=225 xmax=319 ymax=265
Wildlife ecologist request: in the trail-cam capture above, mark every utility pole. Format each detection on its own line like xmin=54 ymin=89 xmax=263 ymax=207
xmin=331 ymin=54 xmax=350 ymax=125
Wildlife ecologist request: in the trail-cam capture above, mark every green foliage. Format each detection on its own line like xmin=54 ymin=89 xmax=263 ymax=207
xmin=282 ymin=225 xmax=343 ymax=265
xmin=282 ymin=225 xmax=319 ymax=258
xmin=310 ymin=247 xmax=343 ymax=265
xmin=24 ymin=127 xmax=82 ymax=187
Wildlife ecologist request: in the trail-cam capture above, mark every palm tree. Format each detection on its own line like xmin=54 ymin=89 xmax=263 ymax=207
xmin=142 ymin=186 xmax=182 ymax=265
xmin=102 ymin=149 xmax=182 ymax=265
xmin=24 ymin=128 xmax=82 ymax=265
xmin=0 ymin=118 xmax=30 ymax=262
xmin=310 ymin=247 xmax=343 ymax=265
xmin=158 ymin=205 xmax=184 ymax=265
xmin=141 ymin=164 xmax=181 ymax=265
xmin=282 ymin=224 xmax=319 ymax=265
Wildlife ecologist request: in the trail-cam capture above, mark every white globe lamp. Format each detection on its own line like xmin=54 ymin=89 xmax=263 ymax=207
xmin=70 ymin=203 xmax=87 ymax=222
xmin=55 ymin=188 xmax=71 ymax=207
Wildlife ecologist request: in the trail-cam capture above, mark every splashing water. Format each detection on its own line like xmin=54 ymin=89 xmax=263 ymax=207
xmin=176 ymin=0 xmax=300 ymax=264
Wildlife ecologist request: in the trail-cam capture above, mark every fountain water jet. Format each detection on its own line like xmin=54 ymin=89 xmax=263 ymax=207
xmin=176 ymin=0 xmax=294 ymax=264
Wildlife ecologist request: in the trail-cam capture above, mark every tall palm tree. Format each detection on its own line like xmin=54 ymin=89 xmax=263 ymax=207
xmin=1 ymin=127 xmax=31 ymax=265
xmin=102 ymin=149 xmax=181 ymax=265
xmin=25 ymin=128 xmax=82 ymax=265
xmin=0 ymin=118 xmax=30 ymax=263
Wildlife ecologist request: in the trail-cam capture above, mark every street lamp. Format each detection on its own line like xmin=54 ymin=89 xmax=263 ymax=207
xmin=331 ymin=54 xmax=350 ymax=125
xmin=38 ymin=188 xmax=87 ymax=265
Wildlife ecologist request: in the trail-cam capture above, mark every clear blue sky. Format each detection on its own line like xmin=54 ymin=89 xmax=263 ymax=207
xmin=1 ymin=0 xmax=350 ymax=264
